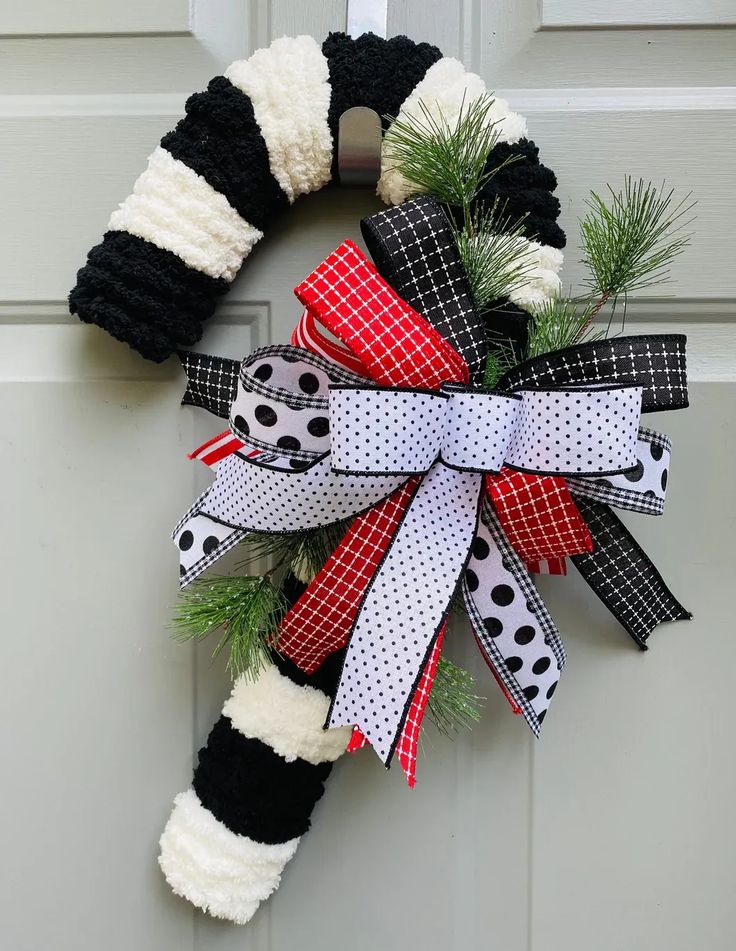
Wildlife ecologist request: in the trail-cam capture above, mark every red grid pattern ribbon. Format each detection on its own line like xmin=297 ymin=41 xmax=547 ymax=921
xmin=277 ymin=479 xmax=420 ymax=671
xmin=485 ymin=470 xmax=593 ymax=565
xmin=294 ymin=239 xmax=469 ymax=389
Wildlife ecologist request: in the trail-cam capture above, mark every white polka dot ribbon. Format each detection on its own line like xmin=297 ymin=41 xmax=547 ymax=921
xmin=328 ymin=383 xmax=644 ymax=478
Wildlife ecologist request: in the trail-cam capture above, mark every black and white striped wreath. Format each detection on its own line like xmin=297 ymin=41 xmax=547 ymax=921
xmin=70 ymin=33 xmax=565 ymax=924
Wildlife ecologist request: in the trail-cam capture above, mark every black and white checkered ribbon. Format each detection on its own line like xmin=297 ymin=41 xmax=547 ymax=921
xmin=361 ymin=197 xmax=489 ymax=382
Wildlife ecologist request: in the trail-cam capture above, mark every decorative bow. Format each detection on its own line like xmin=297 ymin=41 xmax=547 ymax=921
xmin=175 ymin=198 xmax=690 ymax=785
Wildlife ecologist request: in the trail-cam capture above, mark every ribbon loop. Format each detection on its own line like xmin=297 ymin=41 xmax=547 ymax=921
xmin=360 ymin=197 xmax=489 ymax=380
xmin=200 ymin=453 xmax=406 ymax=533
xmin=294 ymin=239 xmax=469 ymax=389
xmin=499 ymin=335 xmax=688 ymax=413
xmin=566 ymin=426 xmax=672 ymax=516
xmin=327 ymin=383 xmax=643 ymax=479
xmin=229 ymin=345 xmax=363 ymax=460
xmin=506 ymin=385 xmax=643 ymax=476
xmin=329 ymin=387 xmax=447 ymax=475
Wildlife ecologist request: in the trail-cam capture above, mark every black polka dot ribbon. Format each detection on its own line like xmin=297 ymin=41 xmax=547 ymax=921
xmin=328 ymin=382 xmax=644 ymax=478
xmin=229 ymin=344 xmax=364 ymax=462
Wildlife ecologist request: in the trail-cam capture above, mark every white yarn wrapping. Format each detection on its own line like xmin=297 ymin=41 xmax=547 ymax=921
xmin=159 ymin=789 xmax=300 ymax=925
xmin=108 ymin=147 xmax=262 ymax=281
xmin=226 ymin=35 xmax=333 ymax=203
xmin=378 ymin=57 xmax=528 ymax=206
xmin=223 ymin=664 xmax=352 ymax=765
xmin=507 ymin=239 xmax=564 ymax=312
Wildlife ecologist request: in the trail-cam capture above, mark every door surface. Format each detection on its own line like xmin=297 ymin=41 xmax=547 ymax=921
xmin=1 ymin=2 xmax=735 ymax=949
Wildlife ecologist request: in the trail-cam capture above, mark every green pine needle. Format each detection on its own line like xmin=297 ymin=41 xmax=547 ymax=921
xmin=483 ymin=341 xmax=519 ymax=388
xmin=526 ymin=297 xmax=604 ymax=359
xmin=427 ymin=657 xmax=482 ymax=736
xmin=172 ymin=575 xmax=285 ymax=680
xmin=383 ymin=94 xmax=515 ymax=210
xmin=236 ymin=522 xmax=350 ymax=582
xmin=454 ymin=202 xmax=536 ymax=310
xmin=580 ymin=177 xmax=694 ymax=299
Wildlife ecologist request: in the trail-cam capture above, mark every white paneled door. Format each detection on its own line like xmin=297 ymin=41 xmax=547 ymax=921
xmin=1 ymin=2 xmax=734 ymax=950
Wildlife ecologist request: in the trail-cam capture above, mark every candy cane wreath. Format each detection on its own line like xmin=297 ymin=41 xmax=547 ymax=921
xmin=69 ymin=33 xmax=688 ymax=926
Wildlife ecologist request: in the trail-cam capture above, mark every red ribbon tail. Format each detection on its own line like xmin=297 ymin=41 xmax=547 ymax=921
xmin=277 ymin=479 xmax=421 ymax=672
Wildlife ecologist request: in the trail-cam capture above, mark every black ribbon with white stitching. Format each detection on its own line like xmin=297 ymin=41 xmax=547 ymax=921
xmin=361 ymin=197 xmax=489 ymax=382
xmin=499 ymin=334 xmax=688 ymax=413
xmin=495 ymin=333 xmax=690 ymax=645
xmin=179 ymin=350 xmax=240 ymax=419
xmin=571 ymin=497 xmax=691 ymax=649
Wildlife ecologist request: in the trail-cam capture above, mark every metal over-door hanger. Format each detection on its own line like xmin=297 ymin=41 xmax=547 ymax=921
xmin=338 ymin=0 xmax=388 ymax=185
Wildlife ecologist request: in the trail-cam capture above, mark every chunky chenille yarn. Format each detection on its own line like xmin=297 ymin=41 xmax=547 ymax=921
xmin=69 ymin=32 xmax=566 ymax=363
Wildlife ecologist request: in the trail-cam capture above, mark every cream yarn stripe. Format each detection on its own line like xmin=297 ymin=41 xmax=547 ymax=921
xmin=378 ymin=56 xmax=528 ymax=206
xmin=108 ymin=146 xmax=262 ymax=281
xmin=223 ymin=664 xmax=352 ymax=766
xmin=159 ymin=789 xmax=300 ymax=925
xmin=226 ymin=35 xmax=333 ymax=203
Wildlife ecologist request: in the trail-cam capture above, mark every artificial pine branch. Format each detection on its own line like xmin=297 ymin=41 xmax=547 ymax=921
xmin=172 ymin=575 xmax=285 ymax=680
xmin=236 ymin=521 xmax=351 ymax=582
xmin=525 ymin=297 xmax=602 ymax=359
xmin=427 ymin=656 xmax=482 ymax=736
xmin=573 ymin=178 xmax=695 ymax=342
xmin=454 ymin=201 xmax=536 ymax=310
xmin=581 ymin=178 xmax=694 ymax=297
xmin=482 ymin=342 xmax=519 ymax=388
xmin=383 ymin=94 xmax=518 ymax=225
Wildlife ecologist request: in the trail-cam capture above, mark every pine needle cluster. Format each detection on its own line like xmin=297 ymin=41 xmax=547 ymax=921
xmin=236 ymin=522 xmax=350 ymax=582
xmin=383 ymin=94 xmax=506 ymax=212
xmin=581 ymin=178 xmax=694 ymax=300
xmin=384 ymin=93 xmax=529 ymax=310
xmin=454 ymin=203 xmax=536 ymax=310
xmin=427 ymin=656 xmax=482 ymax=735
xmin=172 ymin=575 xmax=285 ymax=680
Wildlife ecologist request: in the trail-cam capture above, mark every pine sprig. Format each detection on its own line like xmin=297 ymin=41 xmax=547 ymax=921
xmin=427 ymin=657 xmax=482 ymax=735
xmin=454 ymin=201 xmax=536 ymax=310
xmin=383 ymin=94 xmax=516 ymax=215
xmin=483 ymin=341 xmax=519 ymax=388
xmin=581 ymin=178 xmax=694 ymax=299
xmin=236 ymin=522 xmax=351 ymax=583
xmin=172 ymin=575 xmax=285 ymax=680
xmin=526 ymin=297 xmax=604 ymax=359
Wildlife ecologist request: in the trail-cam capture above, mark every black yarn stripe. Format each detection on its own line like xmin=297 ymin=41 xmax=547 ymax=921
xmin=478 ymin=138 xmax=566 ymax=250
xmin=69 ymin=232 xmax=228 ymax=362
xmin=323 ymin=31 xmax=441 ymax=177
xmin=191 ymin=571 xmax=348 ymax=844
xmin=498 ymin=334 xmax=689 ymax=413
xmin=193 ymin=717 xmax=333 ymax=844
xmin=571 ymin=497 xmax=691 ymax=649
xmin=161 ymin=75 xmax=288 ymax=232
